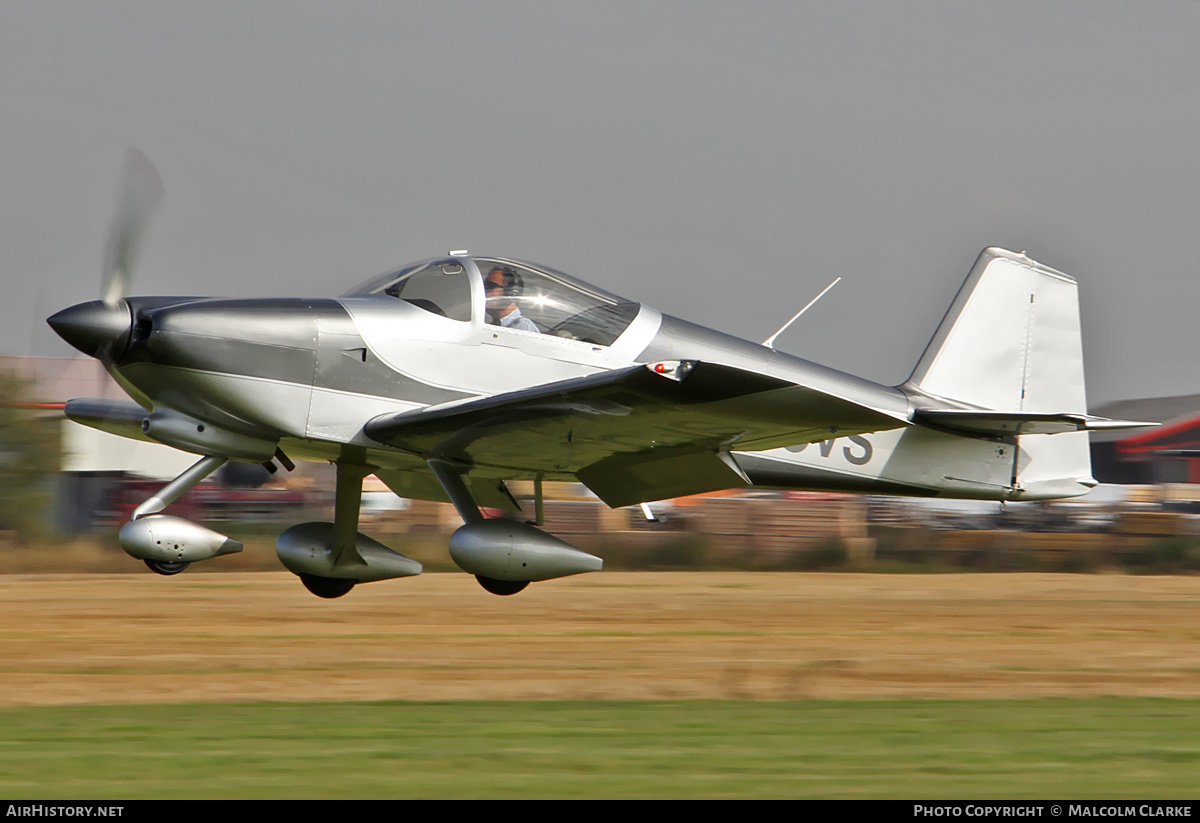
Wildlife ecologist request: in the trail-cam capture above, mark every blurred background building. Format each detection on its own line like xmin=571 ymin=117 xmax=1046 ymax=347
xmin=1 ymin=355 xmax=316 ymax=534
xmin=1090 ymin=394 xmax=1200 ymax=484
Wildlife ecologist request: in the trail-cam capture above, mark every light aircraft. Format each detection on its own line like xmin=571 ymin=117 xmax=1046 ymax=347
xmin=48 ymin=150 xmax=1149 ymax=598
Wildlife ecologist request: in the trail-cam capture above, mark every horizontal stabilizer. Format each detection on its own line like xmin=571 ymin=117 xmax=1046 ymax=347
xmin=915 ymin=409 xmax=1159 ymax=438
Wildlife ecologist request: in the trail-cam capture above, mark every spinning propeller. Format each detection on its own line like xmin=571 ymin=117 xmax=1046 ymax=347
xmin=48 ymin=149 xmax=163 ymax=362
xmin=101 ymin=148 xmax=164 ymax=308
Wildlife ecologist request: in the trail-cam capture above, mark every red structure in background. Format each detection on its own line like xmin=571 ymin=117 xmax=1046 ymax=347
xmin=1114 ymin=416 xmax=1200 ymax=483
xmin=1090 ymin=394 xmax=1200 ymax=485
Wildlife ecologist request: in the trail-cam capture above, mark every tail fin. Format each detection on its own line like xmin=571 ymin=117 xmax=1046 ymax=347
xmin=907 ymin=247 xmax=1085 ymax=414
xmin=904 ymin=248 xmax=1095 ymax=498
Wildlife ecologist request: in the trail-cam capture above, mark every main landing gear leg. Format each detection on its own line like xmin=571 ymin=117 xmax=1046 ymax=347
xmin=296 ymin=462 xmax=368 ymax=599
xmin=427 ymin=459 xmax=530 ymax=596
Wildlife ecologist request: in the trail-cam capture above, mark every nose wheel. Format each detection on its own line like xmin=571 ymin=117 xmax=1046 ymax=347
xmin=144 ymin=558 xmax=190 ymax=576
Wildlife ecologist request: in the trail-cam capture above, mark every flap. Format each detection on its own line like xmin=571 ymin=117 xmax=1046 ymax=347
xmin=578 ymin=446 xmax=751 ymax=507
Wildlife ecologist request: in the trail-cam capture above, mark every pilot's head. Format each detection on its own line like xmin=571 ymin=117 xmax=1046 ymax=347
xmin=486 ymin=266 xmax=523 ymax=300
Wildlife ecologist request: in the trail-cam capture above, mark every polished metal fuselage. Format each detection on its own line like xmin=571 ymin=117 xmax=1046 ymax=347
xmin=104 ymin=289 xmax=1018 ymax=502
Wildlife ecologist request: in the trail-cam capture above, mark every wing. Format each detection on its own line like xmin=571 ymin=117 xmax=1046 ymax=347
xmin=364 ymin=360 xmax=910 ymax=507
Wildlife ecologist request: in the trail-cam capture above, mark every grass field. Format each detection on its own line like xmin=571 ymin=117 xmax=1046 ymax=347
xmin=2 ymin=571 xmax=1199 ymax=797
xmin=2 ymin=699 xmax=1199 ymax=798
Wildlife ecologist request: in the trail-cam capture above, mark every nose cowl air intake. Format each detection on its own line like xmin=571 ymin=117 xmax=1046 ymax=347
xmin=47 ymin=299 xmax=133 ymax=361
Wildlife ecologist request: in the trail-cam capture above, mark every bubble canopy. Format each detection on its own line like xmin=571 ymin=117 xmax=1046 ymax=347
xmin=343 ymin=255 xmax=642 ymax=347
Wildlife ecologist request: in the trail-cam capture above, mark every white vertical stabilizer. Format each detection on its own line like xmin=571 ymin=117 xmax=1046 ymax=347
xmin=904 ymin=248 xmax=1093 ymax=498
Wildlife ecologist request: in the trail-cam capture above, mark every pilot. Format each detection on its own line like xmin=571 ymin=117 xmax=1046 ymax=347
xmin=484 ymin=266 xmax=540 ymax=333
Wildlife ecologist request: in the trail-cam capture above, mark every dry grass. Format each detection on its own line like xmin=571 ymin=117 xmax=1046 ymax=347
xmin=2 ymin=571 xmax=1199 ymax=707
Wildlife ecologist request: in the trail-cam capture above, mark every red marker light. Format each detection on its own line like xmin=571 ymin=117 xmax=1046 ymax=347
xmin=655 ymin=363 xmax=666 ymax=373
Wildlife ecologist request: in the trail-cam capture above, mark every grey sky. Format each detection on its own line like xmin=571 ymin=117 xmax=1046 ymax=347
xmin=3 ymin=1 xmax=1197 ymax=404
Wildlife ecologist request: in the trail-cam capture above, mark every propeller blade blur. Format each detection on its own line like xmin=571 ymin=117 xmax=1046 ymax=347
xmin=100 ymin=148 xmax=164 ymax=308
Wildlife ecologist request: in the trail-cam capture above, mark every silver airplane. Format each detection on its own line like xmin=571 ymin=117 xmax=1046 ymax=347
xmin=47 ymin=151 xmax=1149 ymax=598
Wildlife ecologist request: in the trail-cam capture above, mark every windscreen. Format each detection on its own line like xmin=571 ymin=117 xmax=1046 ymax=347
xmin=342 ymin=258 xmax=473 ymax=322
xmin=474 ymin=257 xmax=639 ymax=346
